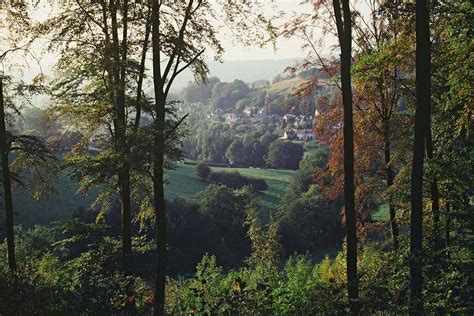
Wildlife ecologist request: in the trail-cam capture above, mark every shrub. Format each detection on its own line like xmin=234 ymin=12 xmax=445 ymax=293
xmin=208 ymin=171 xmax=268 ymax=192
xmin=248 ymin=178 xmax=268 ymax=192
xmin=195 ymin=161 xmax=211 ymax=180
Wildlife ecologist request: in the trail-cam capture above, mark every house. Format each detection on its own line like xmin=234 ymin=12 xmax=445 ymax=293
xmin=243 ymin=106 xmax=253 ymax=116
xmin=282 ymin=114 xmax=296 ymax=125
xmin=281 ymin=129 xmax=298 ymax=140
xmin=225 ymin=113 xmax=242 ymax=125
xmin=295 ymin=129 xmax=316 ymax=141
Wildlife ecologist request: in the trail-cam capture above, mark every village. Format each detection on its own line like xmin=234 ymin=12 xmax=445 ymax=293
xmin=204 ymin=106 xmax=319 ymax=141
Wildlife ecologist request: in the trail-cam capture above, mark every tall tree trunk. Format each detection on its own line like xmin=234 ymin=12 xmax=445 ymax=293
xmin=333 ymin=0 xmax=358 ymax=314
xmin=152 ymin=102 xmax=166 ymax=316
xmin=410 ymin=0 xmax=430 ymax=313
xmin=151 ymin=1 xmax=167 ymax=314
xmin=133 ymin=6 xmax=151 ymax=131
xmin=384 ymin=125 xmax=399 ymax=249
xmin=0 ymin=77 xmax=15 ymax=270
xmin=110 ymin=0 xmax=133 ymax=273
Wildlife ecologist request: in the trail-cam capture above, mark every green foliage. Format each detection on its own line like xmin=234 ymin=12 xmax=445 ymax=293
xmin=197 ymin=185 xmax=252 ymax=265
xmin=0 ymin=221 xmax=153 ymax=314
xmin=208 ymin=170 xmax=268 ymax=192
xmin=194 ymin=161 xmax=211 ymax=180
xmin=225 ymin=139 xmax=246 ymax=165
xmin=279 ymin=185 xmax=343 ymax=253
xmin=166 ymin=235 xmax=473 ymax=314
xmin=211 ymin=80 xmax=251 ymax=111
xmin=266 ymin=140 xmax=304 ymax=170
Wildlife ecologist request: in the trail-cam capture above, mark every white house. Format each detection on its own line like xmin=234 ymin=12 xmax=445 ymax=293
xmin=295 ymin=129 xmax=316 ymax=141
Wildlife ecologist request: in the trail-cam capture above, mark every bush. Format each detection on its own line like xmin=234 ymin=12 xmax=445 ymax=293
xmin=0 ymin=222 xmax=154 ymax=315
xmin=248 ymin=178 xmax=268 ymax=192
xmin=195 ymin=161 xmax=211 ymax=180
xmin=208 ymin=171 xmax=268 ymax=192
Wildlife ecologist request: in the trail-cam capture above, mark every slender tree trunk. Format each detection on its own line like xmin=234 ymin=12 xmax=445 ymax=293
xmin=133 ymin=7 xmax=151 ymax=131
xmin=0 ymin=77 xmax=15 ymax=270
xmin=384 ymin=125 xmax=399 ymax=249
xmin=410 ymin=0 xmax=430 ymax=313
xmin=109 ymin=0 xmax=133 ymax=273
xmin=333 ymin=0 xmax=358 ymax=314
xmin=152 ymin=101 xmax=166 ymax=316
xmin=151 ymin=1 xmax=167 ymax=314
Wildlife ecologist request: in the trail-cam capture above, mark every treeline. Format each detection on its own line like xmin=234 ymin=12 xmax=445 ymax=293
xmin=184 ymin=122 xmax=306 ymax=169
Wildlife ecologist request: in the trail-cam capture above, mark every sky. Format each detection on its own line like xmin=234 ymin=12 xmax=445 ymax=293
xmin=220 ymin=0 xmax=311 ymax=60
xmin=216 ymin=1 xmax=314 ymax=61
xmin=1 ymin=0 xmax=329 ymax=87
xmin=4 ymin=0 xmax=316 ymax=64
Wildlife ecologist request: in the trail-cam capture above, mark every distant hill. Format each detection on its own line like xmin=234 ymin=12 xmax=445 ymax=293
xmin=172 ymin=58 xmax=301 ymax=90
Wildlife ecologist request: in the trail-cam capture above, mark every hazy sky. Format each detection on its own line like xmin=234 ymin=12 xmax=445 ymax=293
xmin=2 ymin=0 xmax=327 ymax=85
xmin=217 ymin=1 xmax=314 ymax=60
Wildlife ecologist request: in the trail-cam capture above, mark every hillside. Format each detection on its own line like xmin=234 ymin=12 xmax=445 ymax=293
xmin=265 ymin=77 xmax=308 ymax=94
xmin=172 ymin=58 xmax=301 ymax=90
xmin=11 ymin=164 xmax=295 ymax=228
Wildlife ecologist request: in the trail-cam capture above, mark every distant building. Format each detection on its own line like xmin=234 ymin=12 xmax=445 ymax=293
xmin=281 ymin=128 xmax=316 ymax=141
xmin=282 ymin=114 xmax=296 ymax=124
xmin=281 ymin=129 xmax=298 ymax=140
xmin=295 ymin=129 xmax=316 ymax=141
xmin=225 ymin=113 xmax=242 ymax=125
xmin=243 ymin=106 xmax=253 ymax=116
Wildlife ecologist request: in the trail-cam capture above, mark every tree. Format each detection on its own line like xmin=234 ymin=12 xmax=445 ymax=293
xmin=280 ymin=1 xmax=358 ymax=309
xmin=149 ymin=1 xmax=272 ymax=310
xmin=266 ymin=140 xmax=304 ymax=170
xmin=0 ymin=1 xmax=58 ymax=270
xmin=279 ymin=185 xmax=343 ymax=254
xmin=197 ymin=184 xmax=252 ymax=265
xmin=37 ymin=0 xmax=154 ymax=274
xmin=195 ymin=161 xmax=211 ymax=180
xmin=150 ymin=1 xmax=218 ymax=313
xmin=225 ymin=139 xmax=246 ymax=166
xmin=349 ymin=1 xmax=417 ymax=249
xmin=0 ymin=78 xmax=57 ymax=272
xmin=331 ymin=0 xmax=358 ymax=313
xmin=0 ymin=73 xmax=14 ymax=270
xmin=410 ymin=0 xmax=431 ymax=313
xmin=430 ymin=1 xmax=473 ymax=263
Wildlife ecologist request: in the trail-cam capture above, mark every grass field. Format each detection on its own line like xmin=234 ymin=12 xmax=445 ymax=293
xmin=167 ymin=164 xmax=296 ymax=222
xmin=12 ymin=163 xmax=296 ymax=228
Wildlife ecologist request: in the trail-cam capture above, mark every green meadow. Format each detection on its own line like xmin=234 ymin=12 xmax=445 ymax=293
xmin=12 ymin=163 xmax=296 ymax=228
